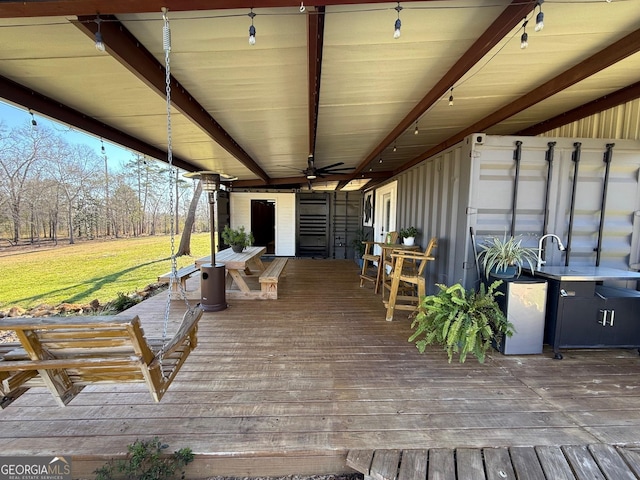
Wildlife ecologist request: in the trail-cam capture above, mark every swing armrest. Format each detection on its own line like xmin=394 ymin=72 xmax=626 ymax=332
xmin=150 ymin=307 xmax=203 ymax=366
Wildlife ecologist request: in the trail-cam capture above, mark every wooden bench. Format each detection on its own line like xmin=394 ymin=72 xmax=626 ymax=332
xmin=0 ymin=310 xmax=201 ymax=407
xmin=158 ymin=264 xmax=199 ymax=297
xmin=259 ymin=257 xmax=288 ymax=299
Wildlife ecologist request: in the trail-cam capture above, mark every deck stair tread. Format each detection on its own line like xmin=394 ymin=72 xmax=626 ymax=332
xmin=347 ymin=445 xmax=640 ymax=480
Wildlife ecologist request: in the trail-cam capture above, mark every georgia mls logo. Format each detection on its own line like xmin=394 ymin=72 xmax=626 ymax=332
xmin=0 ymin=456 xmax=71 ymax=480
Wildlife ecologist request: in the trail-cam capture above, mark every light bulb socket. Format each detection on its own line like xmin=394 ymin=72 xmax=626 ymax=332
xmin=535 ymin=11 xmax=544 ymax=31
xmin=95 ymin=31 xmax=106 ymax=52
xmin=249 ymin=24 xmax=256 ymax=45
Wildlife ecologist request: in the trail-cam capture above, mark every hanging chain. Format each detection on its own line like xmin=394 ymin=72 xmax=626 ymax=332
xmin=162 ymin=8 xmax=175 ymax=354
xmin=159 ymin=8 xmax=196 ymax=378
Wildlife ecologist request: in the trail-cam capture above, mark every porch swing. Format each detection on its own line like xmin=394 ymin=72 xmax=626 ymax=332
xmin=0 ymin=9 xmax=203 ymax=408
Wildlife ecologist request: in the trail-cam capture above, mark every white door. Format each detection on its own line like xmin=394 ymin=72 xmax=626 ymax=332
xmin=374 ymin=181 xmax=397 ymax=255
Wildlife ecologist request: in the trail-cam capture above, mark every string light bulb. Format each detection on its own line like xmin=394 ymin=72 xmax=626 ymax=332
xmin=393 ymin=142 xmax=397 ymax=152
xmin=535 ymin=0 xmax=544 ymax=32
xmin=248 ymin=9 xmax=256 ymax=46
xmin=448 ymin=88 xmax=454 ymax=106
xmin=29 ymin=109 xmax=37 ymax=127
xmin=94 ymin=15 xmax=105 ymax=52
xmin=520 ymin=20 xmax=529 ymax=49
xmin=414 ymin=121 xmax=419 ymax=135
xmin=393 ymin=3 xmax=402 ymax=39
xmin=100 ymin=138 xmax=106 ymax=154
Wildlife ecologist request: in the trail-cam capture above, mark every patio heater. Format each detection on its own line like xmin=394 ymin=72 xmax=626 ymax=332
xmin=184 ymin=171 xmax=227 ymax=312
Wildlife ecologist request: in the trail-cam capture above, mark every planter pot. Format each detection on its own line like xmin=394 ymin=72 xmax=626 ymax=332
xmin=490 ymin=265 xmax=517 ymax=279
xmin=355 ymin=257 xmax=364 ymax=269
xmin=231 ymin=244 xmax=245 ymax=253
xmin=403 ymin=237 xmax=415 ymax=246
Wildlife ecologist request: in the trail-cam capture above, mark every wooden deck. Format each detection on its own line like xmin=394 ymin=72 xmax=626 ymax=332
xmin=2 ymin=259 xmax=640 ymax=478
xmin=347 ymin=445 xmax=640 ymax=479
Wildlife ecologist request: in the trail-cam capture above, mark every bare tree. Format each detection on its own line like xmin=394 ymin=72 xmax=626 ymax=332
xmin=177 ymin=179 xmax=202 ymax=256
xmin=0 ymin=123 xmax=51 ymax=244
xmin=45 ymin=140 xmax=101 ymax=244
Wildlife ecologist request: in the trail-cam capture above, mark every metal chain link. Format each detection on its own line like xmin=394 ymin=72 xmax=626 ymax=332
xmin=160 ymin=9 xmax=195 ymax=375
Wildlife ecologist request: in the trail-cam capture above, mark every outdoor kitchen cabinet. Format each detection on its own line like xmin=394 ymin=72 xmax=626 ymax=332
xmin=532 ymin=267 xmax=640 ymax=359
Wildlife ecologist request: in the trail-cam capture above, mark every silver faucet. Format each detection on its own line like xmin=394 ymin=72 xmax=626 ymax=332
xmin=537 ymin=234 xmax=566 ymax=270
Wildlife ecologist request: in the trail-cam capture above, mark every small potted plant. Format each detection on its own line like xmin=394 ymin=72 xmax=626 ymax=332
xmin=399 ymin=226 xmax=418 ymax=246
xmin=408 ymin=281 xmax=514 ymax=363
xmin=221 ymin=225 xmax=254 ymax=253
xmin=476 ymin=234 xmax=538 ymax=279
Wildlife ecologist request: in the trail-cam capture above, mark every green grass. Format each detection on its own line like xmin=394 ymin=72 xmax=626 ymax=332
xmin=0 ymin=234 xmax=211 ymax=310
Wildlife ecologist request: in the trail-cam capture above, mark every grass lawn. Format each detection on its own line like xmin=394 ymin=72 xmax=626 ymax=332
xmin=0 ymin=234 xmax=211 ymax=310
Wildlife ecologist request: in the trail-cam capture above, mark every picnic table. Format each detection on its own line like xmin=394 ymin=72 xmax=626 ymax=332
xmin=196 ymin=246 xmax=288 ymax=299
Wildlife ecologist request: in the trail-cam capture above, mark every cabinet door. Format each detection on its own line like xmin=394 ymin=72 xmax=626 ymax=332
xmin=608 ymin=298 xmax=640 ymax=346
xmin=558 ymin=298 xmax=612 ymax=347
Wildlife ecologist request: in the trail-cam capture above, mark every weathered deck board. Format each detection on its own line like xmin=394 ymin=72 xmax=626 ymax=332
xmin=3 ymin=259 xmax=640 ymax=478
xmin=350 ymin=446 xmax=640 ymax=480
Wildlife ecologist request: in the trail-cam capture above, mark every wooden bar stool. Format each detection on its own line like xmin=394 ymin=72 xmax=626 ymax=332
xmin=384 ymin=237 xmax=437 ymax=321
xmin=359 ymin=231 xmax=398 ymax=293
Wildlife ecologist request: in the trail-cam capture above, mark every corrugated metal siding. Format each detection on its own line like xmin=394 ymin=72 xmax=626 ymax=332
xmin=543 ymin=98 xmax=640 ymax=140
xmin=392 ymin=134 xmax=640 ymax=292
xmin=396 ymin=137 xmax=472 ymax=292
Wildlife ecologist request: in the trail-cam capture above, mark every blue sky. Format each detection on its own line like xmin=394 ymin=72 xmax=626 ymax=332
xmin=0 ymin=99 xmax=135 ymax=167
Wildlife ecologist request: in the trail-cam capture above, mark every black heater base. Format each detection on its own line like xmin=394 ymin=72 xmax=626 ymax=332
xmin=200 ymin=263 xmax=227 ymax=312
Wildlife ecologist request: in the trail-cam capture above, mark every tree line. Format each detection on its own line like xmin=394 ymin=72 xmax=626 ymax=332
xmin=0 ymin=121 xmax=207 ymax=246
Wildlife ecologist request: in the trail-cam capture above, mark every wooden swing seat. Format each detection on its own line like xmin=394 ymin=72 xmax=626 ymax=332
xmin=0 ymin=308 xmax=202 ymax=408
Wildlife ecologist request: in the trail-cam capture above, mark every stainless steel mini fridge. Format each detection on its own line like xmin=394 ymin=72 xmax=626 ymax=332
xmin=494 ymin=278 xmax=548 ymax=355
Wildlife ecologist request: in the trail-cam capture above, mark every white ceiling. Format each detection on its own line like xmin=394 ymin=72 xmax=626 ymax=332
xmin=0 ymin=0 xmax=639 ymax=190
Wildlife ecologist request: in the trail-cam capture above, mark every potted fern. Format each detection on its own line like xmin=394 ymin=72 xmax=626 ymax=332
xmin=408 ymin=281 xmax=514 ymax=363
xmin=477 ymin=234 xmax=537 ymax=279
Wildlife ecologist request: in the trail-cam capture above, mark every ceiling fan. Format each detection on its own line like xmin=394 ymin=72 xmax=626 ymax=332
xmin=283 ymin=155 xmax=355 ymax=188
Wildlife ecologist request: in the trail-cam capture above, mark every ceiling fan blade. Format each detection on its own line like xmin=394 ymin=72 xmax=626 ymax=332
xmin=318 ymin=162 xmax=344 ymax=170
xmin=278 ymin=164 xmax=305 ymax=173
xmin=319 ymin=167 xmax=354 ymax=173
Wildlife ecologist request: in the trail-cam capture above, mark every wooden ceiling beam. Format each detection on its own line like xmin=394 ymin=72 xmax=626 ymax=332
xmin=307 ymin=6 xmax=325 ymax=157
xmin=353 ymin=0 xmax=537 ymax=176
xmin=0 ymin=75 xmax=198 ymax=171
xmin=74 ymin=15 xmax=270 ymax=181
xmin=397 ymin=27 xmax=640 ymax=174
xmin=515 ymin=81 xmax=640 ymax=137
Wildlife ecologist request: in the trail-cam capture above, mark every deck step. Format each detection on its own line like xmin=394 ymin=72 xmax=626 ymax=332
xmin=347 ymin=445 xmax=640 ymax=480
